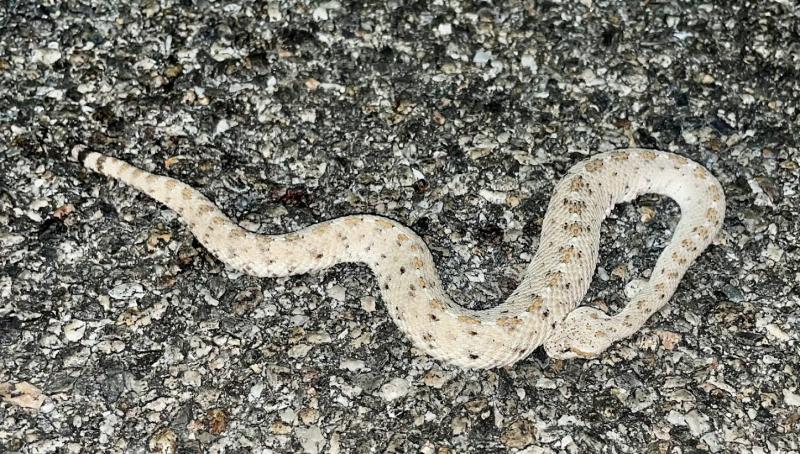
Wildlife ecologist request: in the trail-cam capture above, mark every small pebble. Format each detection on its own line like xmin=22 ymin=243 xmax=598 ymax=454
xmin=378 ymin=378 xmax=411 ymax=401
xmin=63 ymin=320 xmax=86 ymax=342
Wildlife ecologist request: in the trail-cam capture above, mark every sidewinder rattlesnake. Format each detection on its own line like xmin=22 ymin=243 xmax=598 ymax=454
xmin=71 ymin=148 xmax=725 ymax=368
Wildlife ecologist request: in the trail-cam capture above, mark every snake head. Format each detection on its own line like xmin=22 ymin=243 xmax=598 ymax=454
xmin=543 ymin=307 xmax=616 ymax=360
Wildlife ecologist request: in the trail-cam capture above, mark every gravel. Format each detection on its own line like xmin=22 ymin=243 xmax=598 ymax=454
xmin=1 ymin=1 xmax=799 ymax=453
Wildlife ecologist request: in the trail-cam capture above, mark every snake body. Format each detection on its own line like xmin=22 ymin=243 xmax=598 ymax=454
xmin=74 ymin=148 xmax=724 ymax=368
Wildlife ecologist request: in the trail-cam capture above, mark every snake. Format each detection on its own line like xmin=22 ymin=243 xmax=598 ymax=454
xmin=70 ymin=148 xmax=725 ymax=369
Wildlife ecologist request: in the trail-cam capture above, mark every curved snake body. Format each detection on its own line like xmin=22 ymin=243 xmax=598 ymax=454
xmin=75 ymin=149 xmax=724 ymax=368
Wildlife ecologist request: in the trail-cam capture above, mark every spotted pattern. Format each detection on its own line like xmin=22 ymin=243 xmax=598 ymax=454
xmin=77 ymin=148 xmax=725 ymax=368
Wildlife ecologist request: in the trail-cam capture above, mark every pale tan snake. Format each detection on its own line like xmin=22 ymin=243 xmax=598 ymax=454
xmin=72 ymin=148 xmax=725 ymax=369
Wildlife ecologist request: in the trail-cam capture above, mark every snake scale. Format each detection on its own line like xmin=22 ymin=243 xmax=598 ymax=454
xmin=72 ymin=148 xmax=724 ymax=368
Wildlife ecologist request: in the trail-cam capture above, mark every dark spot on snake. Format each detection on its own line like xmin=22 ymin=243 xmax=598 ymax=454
xmin=316 ymin=253 xmax=323 ymax=259
xmin=468 ymin=330 xmax=478 ymax=336
xmin=400 ymin=267 xmax=406 ymax=274
xmin=430 ymin=314 xmax=439 ymax=321
xmin=469 ymin=354 xmax=479 ymax=360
